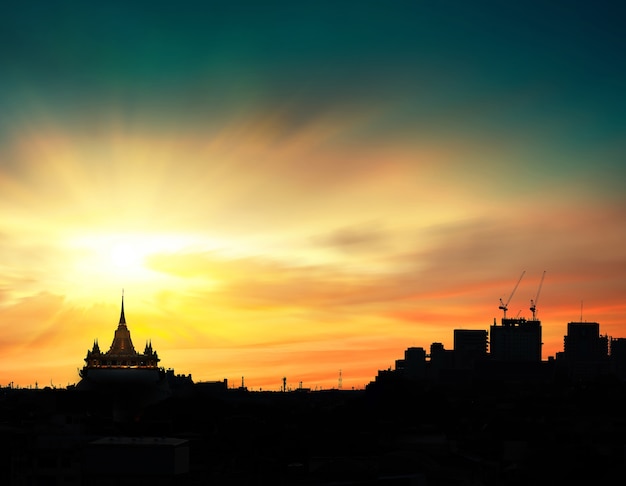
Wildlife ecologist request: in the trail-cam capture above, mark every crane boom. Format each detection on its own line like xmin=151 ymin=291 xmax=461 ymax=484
xmin=499 ymin=270 xmax=525 ymax=319
xmin=530 ymin=270 xmax=546 ymax=320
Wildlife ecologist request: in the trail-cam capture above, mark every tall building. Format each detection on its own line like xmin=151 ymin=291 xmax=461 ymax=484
xmin=454 ymin=329 xmax=488 ymax=369
xmin=564 ymin=322 xmax=607 ymax=359
xmin=560 ymin=321 xmax=609 ymax=380
xmin=610 ymin=337 xmax=626 ymax=380
xmin=489 ymin=317 xmax=542 ymax=362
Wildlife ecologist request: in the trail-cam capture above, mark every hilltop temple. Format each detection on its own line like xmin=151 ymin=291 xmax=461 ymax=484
xmin=78 ymin=294 xmax=167 ymax=390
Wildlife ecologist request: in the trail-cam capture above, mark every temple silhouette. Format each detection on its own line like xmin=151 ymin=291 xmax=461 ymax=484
xmin=76 ymin=293 xmax=171 ymax=421
xmin=79 ymin=293 xmax=164 ymax=387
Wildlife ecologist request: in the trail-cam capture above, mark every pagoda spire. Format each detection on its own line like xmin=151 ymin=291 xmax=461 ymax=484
xmin=119 ymin=289 xmax=126 ymax=325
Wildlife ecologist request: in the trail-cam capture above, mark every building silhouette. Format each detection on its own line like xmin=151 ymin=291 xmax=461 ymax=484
xmin=4 ymin=294 xmax=626 ymax=485
xmin=77 ymin=294 xmax=170 ymax=421
xmin=79 ymin=294 xmax=162 ymax=383
xmin=374 ymin=313 xmax=626 ymax=386
xmin=453 ymin=329 xmax=488 ymax=369
xmin=610 ymin=337 xmax=626 ymax=380
xmin=83 ymin=437 xmax=190 ymax=485
xmin=394 ymin=346 xmax=426 ymax=379
xmin=489 ymin=317 xmax=542 ymax=362
xmin=557 ymin=321 xmax=610 ymax=380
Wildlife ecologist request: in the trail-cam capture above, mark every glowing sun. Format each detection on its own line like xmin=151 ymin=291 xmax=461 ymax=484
xmin=109 ymin=242 xmax=142 ymax=269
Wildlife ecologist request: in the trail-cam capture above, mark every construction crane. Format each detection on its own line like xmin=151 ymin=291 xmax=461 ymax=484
xmin=530 ymin=270 xmax=546 ymax=320
xmin=499 ymin=270 xmax=525 ymax=319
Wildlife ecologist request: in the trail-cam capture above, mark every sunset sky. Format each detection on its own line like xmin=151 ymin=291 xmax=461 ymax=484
xmin=1 ymin=1 xmax=625 ymax=390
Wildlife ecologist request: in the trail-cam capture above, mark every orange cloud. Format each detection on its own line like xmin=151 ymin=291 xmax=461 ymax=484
xmin=1 ymin=107 xmax=625 ymax=390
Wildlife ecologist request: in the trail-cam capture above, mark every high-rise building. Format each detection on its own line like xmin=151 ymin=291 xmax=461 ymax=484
xmin=561 ymin=321 xmax=609 ymax=380
xmin=454 ymin=329 xmax=488 ymax=369
xmin=564 ymin=321 xmax=607 ymax=360
xmin=489 ymin=317 xmax=542 ymax=362
xmin=610 ymin=337 xmax=626 ymax=380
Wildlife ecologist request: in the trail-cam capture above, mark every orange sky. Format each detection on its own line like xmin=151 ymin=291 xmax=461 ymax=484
xmin=1 ymin=2 xmax=625 ymax=390
xmin=1 ymin=119 xmax=624 ymax=391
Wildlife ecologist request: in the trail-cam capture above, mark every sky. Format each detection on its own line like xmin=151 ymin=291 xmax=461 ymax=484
xmin=1 ymin=0 xmax=625 ymax=390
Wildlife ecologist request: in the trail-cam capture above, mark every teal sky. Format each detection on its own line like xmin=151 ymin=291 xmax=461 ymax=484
xmin=3 ymin=1 xmax=624 ymax=190
xmin=1 ymin=1 xmax=625 ymax=388
xmin=3 ymin=1 xmax=625 ymax=142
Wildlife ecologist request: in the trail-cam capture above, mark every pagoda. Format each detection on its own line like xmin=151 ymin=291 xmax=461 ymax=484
xmin=78 ymin=294 xmax=166 ymax=388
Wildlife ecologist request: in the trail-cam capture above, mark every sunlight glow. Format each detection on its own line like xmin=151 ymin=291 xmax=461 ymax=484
xmin=62 ymin=232 xmax=206 ymax=295
xmin=110 ymin=242 xmax=141 ymax=270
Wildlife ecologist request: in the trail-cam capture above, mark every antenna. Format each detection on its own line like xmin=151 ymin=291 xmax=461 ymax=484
xmin=580 ymin=300 xmax=583 ymax=321
xmin=530 ymin=270 xmax=546 ymax=320
xmin=338 ymin=369 xmax=343 ymax=390
xmin=499 ymin=270 xmax=525 ymax=319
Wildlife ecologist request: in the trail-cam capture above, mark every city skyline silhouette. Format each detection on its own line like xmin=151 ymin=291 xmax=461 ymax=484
xmin=2 ymin=298 xmax=626 ymax=485
xmin=1 ymin=2 xmax=626 ymax=483
xmin=2 ymin=289 xmax=620 ymax=393
xmin=1 ymin=1 xmax=625 ymax=391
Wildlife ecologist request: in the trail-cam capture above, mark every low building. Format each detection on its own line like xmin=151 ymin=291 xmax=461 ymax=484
xmin=83 ymin=437 xmax=190 ymax=486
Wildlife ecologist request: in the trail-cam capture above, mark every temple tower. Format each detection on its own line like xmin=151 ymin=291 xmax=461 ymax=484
xmin=79 ymin=294 xmax=163 ymax=383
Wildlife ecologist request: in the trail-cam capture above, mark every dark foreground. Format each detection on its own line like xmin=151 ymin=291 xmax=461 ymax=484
xmin=2 ymin=376 xmax=626 ymax=485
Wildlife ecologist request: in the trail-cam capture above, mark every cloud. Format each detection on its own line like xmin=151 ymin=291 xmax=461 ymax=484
xmin=0 ymin=292 xmax=97 ymax=370
xmin=146 ymin=250 xmax=395 ymax=310
xmin=311 ymin=222 xmax=389 ymax=254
